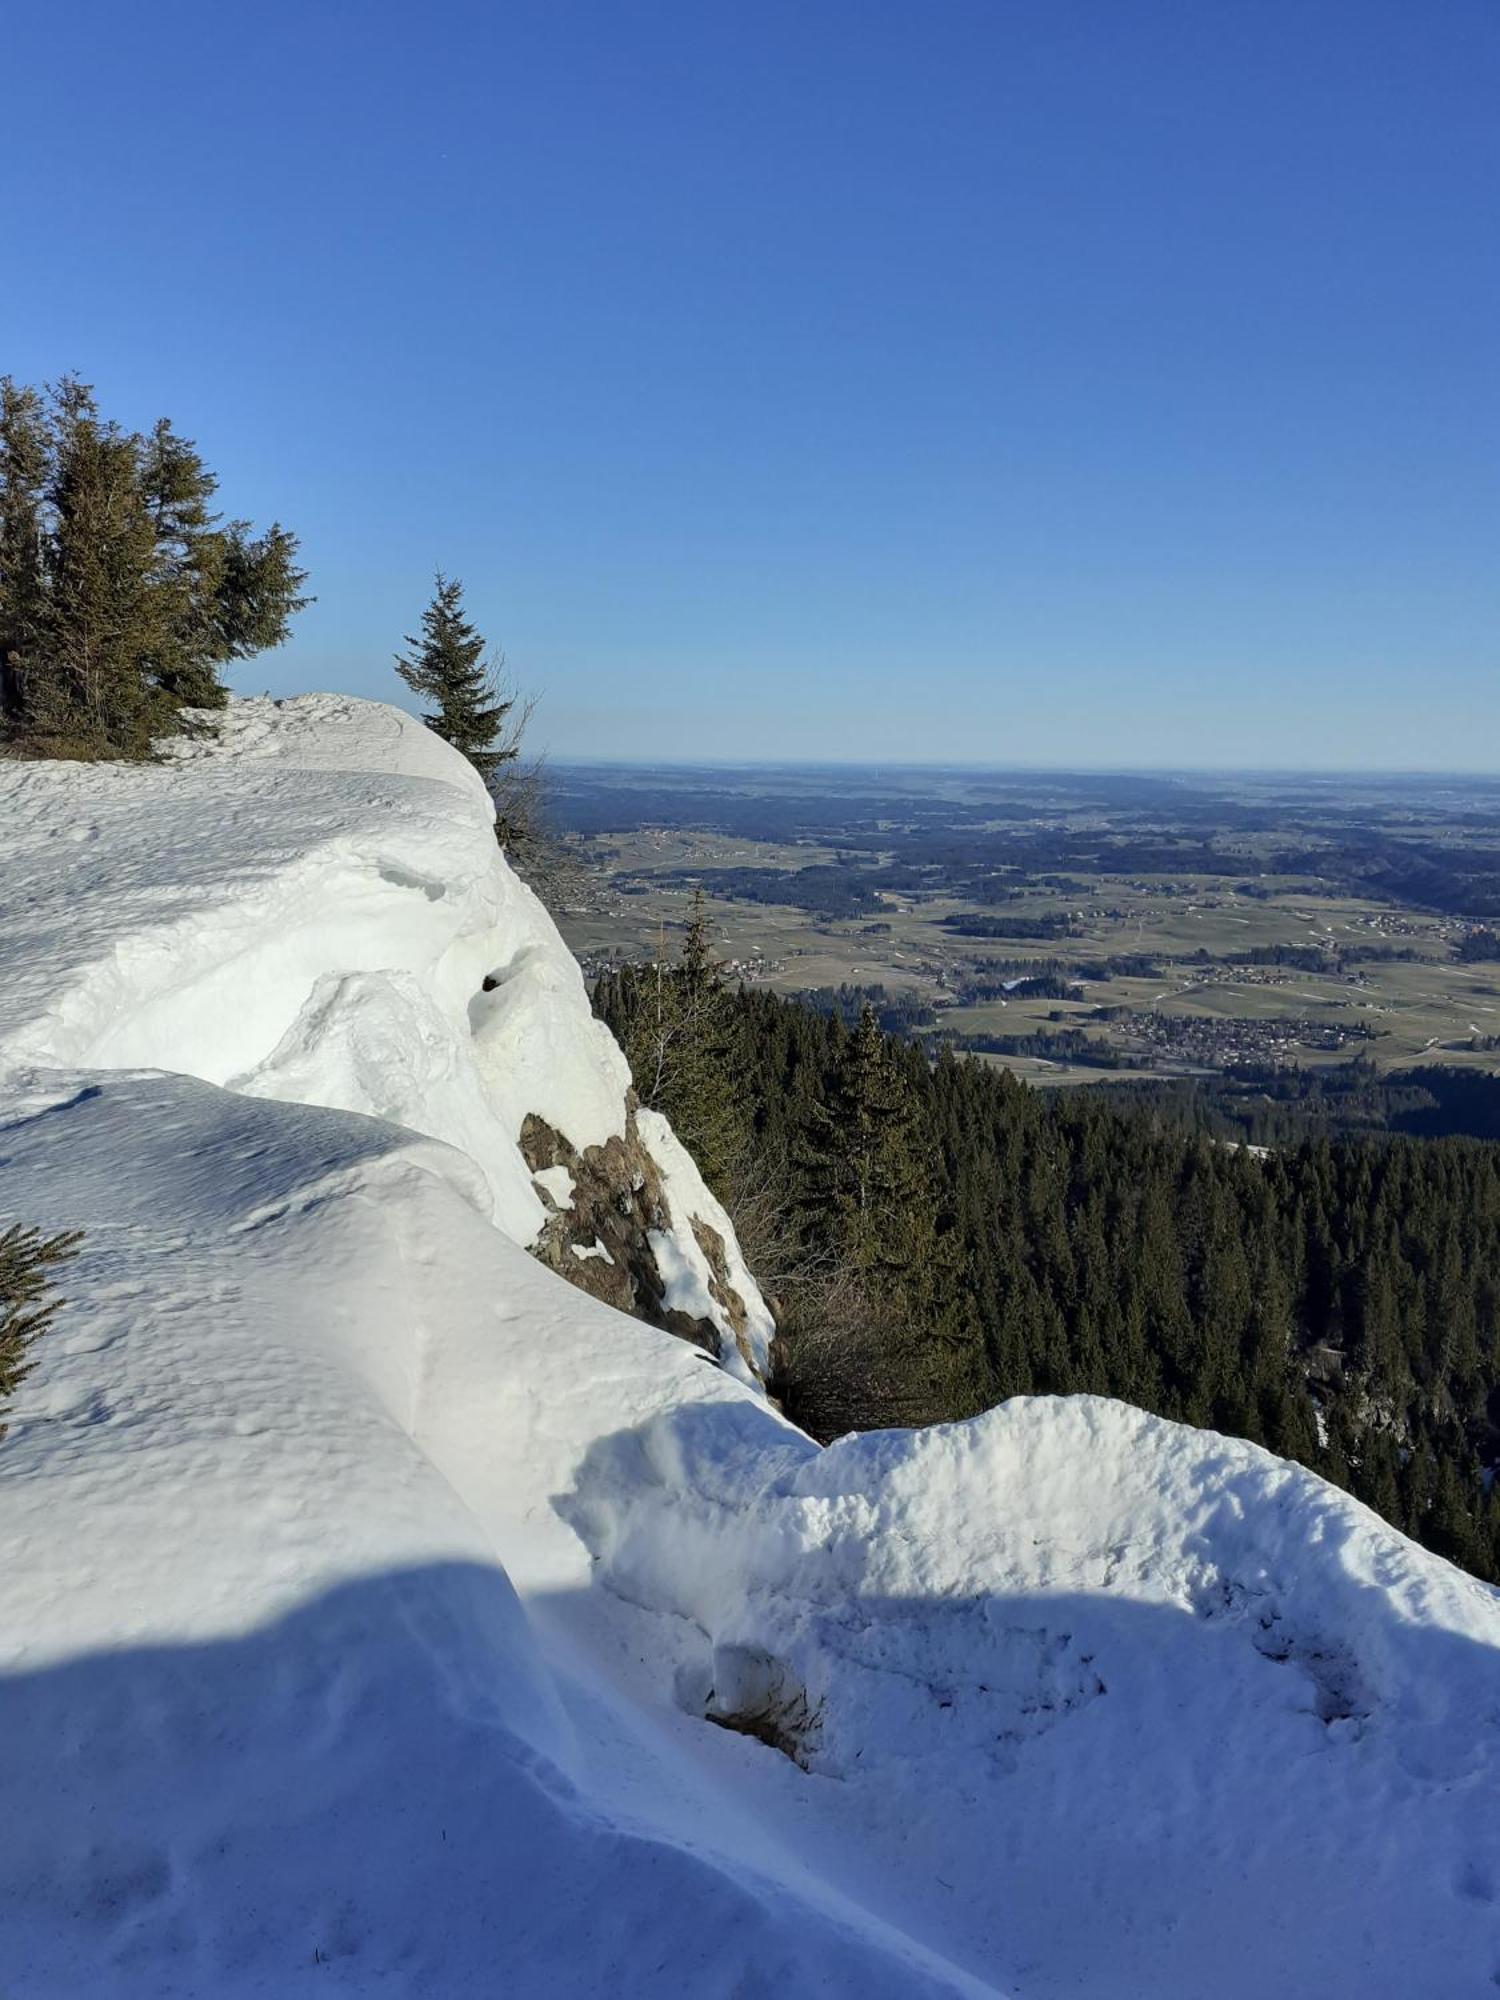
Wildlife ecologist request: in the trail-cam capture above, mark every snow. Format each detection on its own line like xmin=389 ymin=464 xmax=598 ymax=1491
xmin=532 ymin=1163 xmax=576 ymax=1210
xmin=638 ymin=1105 xmax=776 ymax=1382
xmin=571 ymin=1237 xmax=615 ymax=1264
xmin=0 ymin=1069 xmax=966 ymax=1998
xmin=0 ymin=693 xmax=762 ymax=1360
xmin=2 ymin=695 xmax=1498 ymax=1998
xmin=574 ymin=1395 xmax=1500 ymax=1995
xmin=0 ymin=694 xmax=619 ymax=1245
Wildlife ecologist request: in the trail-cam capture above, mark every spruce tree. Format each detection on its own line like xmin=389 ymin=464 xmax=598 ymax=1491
xmin=667 ymin=892 xmax=750 ymax=1190
xmin=788 ymin=1005 xmax=985 ymax=1430
xmin=621 ymin=892 xmax=749 ymax=1195
xmin=139 ymin=418 xmax=302 ymax=707
xmin=395 ymin=573 xmax=515 ymax=783
xmin=42 ymin=382 xmax=161 ymax=749
xmin=0 ymin=1224 xmax=82 ymax=1437
xmin=139 ymin=416 xmax=224 ymax=707
xmin=0 ymin=381 xmax=49 ymax=725
xmin=0 ymin=377 xmax=307 ymax=756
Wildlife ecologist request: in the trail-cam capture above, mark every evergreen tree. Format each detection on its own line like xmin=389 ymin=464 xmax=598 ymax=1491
xmin=804 ymin=1004 xmax=929 ymax=1275
xmin=42 ymin=382 xmax=161 ymax=749
xmin=0 ymin=1224 xmax=82 ymax=1437
xmin=0 ymin=377 xmax=307 ymax=756
xmin=139 ymin=416 xmax=225 ymax=707
xmin=395 ymin=573 xmax=516 ymax=784
xmin=787 ymin=1006 xmax=986 ymax=1431
xmin=139 ymin=419 xmax=303 ymax=708
xmin=616 ymin=893 xmax=749 ymax=1196
xmin=0 ymin=380 xmax=49 ymax=725
xmin=667 ymin=892 xmax=750 ymax=1190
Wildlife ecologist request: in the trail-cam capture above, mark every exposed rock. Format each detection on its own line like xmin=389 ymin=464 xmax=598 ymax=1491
xmin=1305 ymin=1343 xmax=1346 ymax=1387
xmin=522 ymin=1105 xmax=758 ymax=1360
xmin=690 ymin=1217 xmax=757 ymax=1360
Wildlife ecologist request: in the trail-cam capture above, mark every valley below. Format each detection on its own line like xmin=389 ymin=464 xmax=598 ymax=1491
xmin=548 ymin=761 xmax=1500 ymax=1107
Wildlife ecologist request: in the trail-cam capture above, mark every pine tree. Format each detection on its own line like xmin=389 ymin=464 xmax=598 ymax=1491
xmin=0 ymin=377 xmax=308 ymax=755
xmin=0 ymin=1224 xmax=82 ymax=1437
xmin=43 ymin=381 xmax=162 ymax=750
xmin=620 ymin=892 xmax=749 ymax=1196
xmin=788 ymin=1005 xmax=985 ymax=1430
xmin=395 ymin=573 xmax=515 ymax=783
xmin=833 ymin=1005 xmax=931 ymax=1277
xmin=139 ymin=419 xmax=302 ymax=708
xmin=0 ymin=380 xmax=49 ymax=725
xmin=667 ymin=892 xmax=750 ymax=1190
xmin=139 ymin=416 xmax=225 ymax=707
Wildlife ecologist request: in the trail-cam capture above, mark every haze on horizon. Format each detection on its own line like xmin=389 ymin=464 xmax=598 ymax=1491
xmin=551 ymin=753 xmax=1500 ymax=781
xmin=6 ymin=0 xmax=1496 ymax=770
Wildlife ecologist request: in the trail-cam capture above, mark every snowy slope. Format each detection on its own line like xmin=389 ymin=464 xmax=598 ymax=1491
xmin=575 ymin=1395 xmax=1500 ymax=1997
xmin=0 ymin=1069 xmax=976 ymax=1997
xmin=2 ymin=697 xmax=1498 ymax=1998
xmin=0 ymin=694 xmax=770 ymax=1375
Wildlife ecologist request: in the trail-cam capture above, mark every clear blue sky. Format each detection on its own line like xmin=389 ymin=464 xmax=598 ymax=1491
xmin=6 ymin=1 xmax=1497 ymax=766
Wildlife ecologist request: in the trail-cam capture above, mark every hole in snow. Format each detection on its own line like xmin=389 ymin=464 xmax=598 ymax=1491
xmin=704 ymin=1645 xmax=822 ymax=1769
xmin=376 ymin=862 xmax=447 ymax=902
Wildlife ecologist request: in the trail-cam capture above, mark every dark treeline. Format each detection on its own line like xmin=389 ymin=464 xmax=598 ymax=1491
xmin=939 ymin=912 xmax=1082 ymax=941
xmin=633 ymin=864 xmax=883 ymax=919
xmin=831 ymin=828 xmax=1264 ymax=878
xmin=956 ymin=954 xmax=1164 ymax=991
xmin=946 ymin=1025 xmax=1142 ymax=1067
xmin=1354 ymin=845 xmax=1500 ymax=921
xmin=962 ymin=973 xmax=1082 ymax=1003
xmin=594 ymin=966 xmax=1500 ymax=1582
xmin=800 ymin=984 xmax=939 ymax=1033
xmin=1103 ymin=1059 xmax=1500 ymax=1149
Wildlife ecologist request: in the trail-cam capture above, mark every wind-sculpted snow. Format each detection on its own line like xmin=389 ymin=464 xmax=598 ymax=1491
xmin=0 ymin=694 xmax=765 ymax=1360
xmin=570 ymin=1396 xmax=1500 ymax=1995
xmin=2 ymin=697 xmax=1498 ymax=1996
xmin=0 ymin=1070 xmax=978 ymax=1997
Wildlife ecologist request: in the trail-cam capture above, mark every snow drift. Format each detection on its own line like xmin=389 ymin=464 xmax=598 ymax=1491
xmin=2 ymin=696 xmax=1497 ymax=1998
xmin=0 ymin=694 xmax=771 ymax=1380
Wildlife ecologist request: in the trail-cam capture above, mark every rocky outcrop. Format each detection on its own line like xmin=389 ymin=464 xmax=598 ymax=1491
xmin=521 ymin=1106 xmax=765 ymax=1364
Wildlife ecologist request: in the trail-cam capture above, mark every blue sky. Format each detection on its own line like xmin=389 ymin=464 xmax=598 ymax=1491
xmin=5 ymin=1 xmax=1497 ymax=766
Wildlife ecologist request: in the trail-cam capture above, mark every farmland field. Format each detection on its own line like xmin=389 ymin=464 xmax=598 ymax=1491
xmin=541 ymin=763 xmax=1500 ymax=1086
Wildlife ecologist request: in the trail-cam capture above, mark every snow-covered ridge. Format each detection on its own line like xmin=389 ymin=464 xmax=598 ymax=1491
xmin=2 ymin=697 xmax=1499 ymax=1997
xmin=0 ymin=694 xmax=771 ymax=1377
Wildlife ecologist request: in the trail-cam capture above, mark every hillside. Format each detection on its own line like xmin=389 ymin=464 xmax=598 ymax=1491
xmin=1 ymin=697 xmax=1497 ymax=1998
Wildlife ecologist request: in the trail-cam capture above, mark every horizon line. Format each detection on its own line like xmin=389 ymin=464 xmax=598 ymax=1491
xmin=541 ymin=752 xmax=1500 ymax=782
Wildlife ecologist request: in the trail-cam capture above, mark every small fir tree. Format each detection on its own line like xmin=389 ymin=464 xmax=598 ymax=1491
xmin=41 ymin=381 xmax=161 ymax=749
xmin=0 ymin=1224 xmax=82 ymax=1437
xmin=395 ymin=574 xmax=516 ymax=784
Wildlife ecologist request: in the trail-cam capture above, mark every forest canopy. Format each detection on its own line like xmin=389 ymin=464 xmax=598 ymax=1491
xmin=596 ymin=966 xmax=1500 ymax=1584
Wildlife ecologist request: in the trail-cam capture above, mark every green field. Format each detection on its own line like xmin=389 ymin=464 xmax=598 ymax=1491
xmin=554 ymin=821 xmax=1500 ymax=1085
